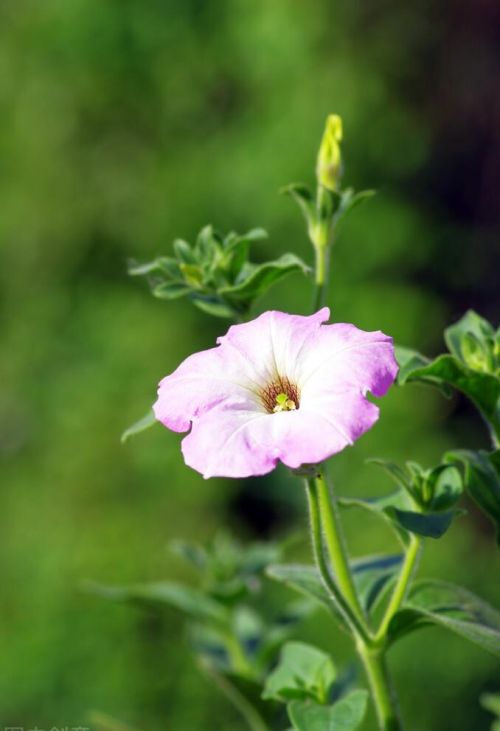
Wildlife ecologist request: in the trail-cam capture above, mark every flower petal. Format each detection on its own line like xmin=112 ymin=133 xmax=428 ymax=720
xmin=153 ymin=347 xmax=260 ymax=432
xmin=299 ymin=323 xmax=398 ymax=398
xmin=181 ymin=410 xmax=275 ymax=478
xmin=182 ymin=390 xmax=379 ymax=479
xmin=217 ymin=307 xmax=330 ymax=384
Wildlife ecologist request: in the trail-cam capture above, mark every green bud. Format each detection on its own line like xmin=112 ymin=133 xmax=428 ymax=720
xmin=316 ymin=114 xmax=343 ymax=191
xmin=460 ymin=332 xmax=494 ymax=373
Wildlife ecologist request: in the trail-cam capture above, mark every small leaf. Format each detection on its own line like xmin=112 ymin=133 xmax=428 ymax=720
xmin=446 ymin=449 xmax=500 ymax=547
xmin=388 ymin=580 xmax=500 ymax=656
xmin=350 ymin=554 xmax=404 ymax=612
xmin=220 ymin=253 xmax=309 ymax=301
xmin=426 ymin=464 xmax=463 ymax=511
xmin=282 ymin=184 xmax=317 ymax=229
xmin=180 ymin=263 xmax=204 ymax=288
xmin=263 ymin=641 xmax=336 ymax=703
xmin=191 ymin=296 xmax=238 ymax=319
xmin=445 ymin=310 xmax=495 ymax=364
xmin=194 ymin=225 xmax=218 ymax=262
xmin=288 ymin=689 xmax=368 ymax=731
xmin=121 ymin=409 xmax=156 ymax=444
xmin=84 ymin=580 xmax=228 ymax=624
xmin=395 ymin=345 xmax=452 ymax=396
xmin=385 ymin=507 xmax=459 ymax=539
xmin=127 ymin=256 xmax=181 ymax=279
xmin=335 ymin=189 xmax=375 ymax=227
xmin=152 ymin=281 xmax=191 ymax=300
xmin=339 ymin=490 xmax=413 ymax=545
xmin=224 ymin=227 xmax=268 ymax=250
xmin=173 ymin=238 xmax=197 ymax=264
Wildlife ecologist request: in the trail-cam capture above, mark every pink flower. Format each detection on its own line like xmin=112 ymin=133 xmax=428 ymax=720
xmin=153 ymin=308 xmax=398 ymax=479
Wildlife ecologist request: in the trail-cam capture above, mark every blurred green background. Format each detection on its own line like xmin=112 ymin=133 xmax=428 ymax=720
xmin=1 ymin=0 xmax=499 ymax=729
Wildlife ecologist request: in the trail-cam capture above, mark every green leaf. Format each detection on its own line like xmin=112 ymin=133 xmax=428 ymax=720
xmin=191 ymin=296 xmax=238 ymax=319
xmin=445 ymin=310 xmax=495 ymax=365
xmin=194 ymin=225 xmax=218 ymax=263
xmin=388 ymin=580 xmax=500 ymax=656
xmin=121 ymin=409 xmax=156 ymax=443
xmin=223 ymin=229 xmax=267 ymax=281
xmin=282 ymin=184 xmax=317 ymax=229
xmin=127 ymin=256 xmax=181 ymax=279
xmin=395 ymin=345 xmax=452 ymax=395
xmin=288 ymin=689 xmax=368 ymax=731
xmin=350 ymin=554 xmax=403 ymax=612
xmin=173 ymin=238 xmax=197 ymax=264
xmin=263 ymin=641 xmax=336 ymax=703
xmin=224 ymin=227 xmax=268 ymax=250
xmin=220 ymin=253 xmax=309 ymax=302
xmin=385 ymin=507 xmax=460 ymax=539
xmin=423 ymin=464 xmax=463 ymax=510
xmin=152 ymin=281 xmax=191 ymax=300
xmin=446 ymin=449 xmax=500 ymax=547
xmin=335 ymin=188 xmax=375 ymax=226
xmin=339 ymin=490 xmax=413 ymax=545
xmin=84 ymin=580 xmax=228 ymax=624
xmin=266 ymin=564 xmax=335 ymax=615
xmin=180 ymin=262 xmax=204 ymax=288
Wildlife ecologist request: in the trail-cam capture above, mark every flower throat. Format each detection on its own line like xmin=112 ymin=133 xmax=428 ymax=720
xmin=260 ymin=376 xmax=300 ymax=414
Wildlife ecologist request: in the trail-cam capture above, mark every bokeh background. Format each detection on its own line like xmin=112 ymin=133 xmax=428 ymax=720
xmin=1 ymin=0 xmax=499 ymax=729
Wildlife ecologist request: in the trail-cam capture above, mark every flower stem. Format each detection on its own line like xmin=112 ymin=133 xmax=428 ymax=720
xmin=356 ymin=644 xmax=402 ymax=731
xmin=313 ymin=471 xmax=366 ymax=627
xmin=374 ymin=534 xmax=421 ymax=643
xmin=313 ymin=242 xmax=330 ymax=311
xmin=305 ymin=479 xmax=371 ymax=643
xmin=306 ymin=470 xmax=404 ymax=730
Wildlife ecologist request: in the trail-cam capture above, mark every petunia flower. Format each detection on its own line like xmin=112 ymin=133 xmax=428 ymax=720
xmin=153 ymin=308 xmax=398 ymax=479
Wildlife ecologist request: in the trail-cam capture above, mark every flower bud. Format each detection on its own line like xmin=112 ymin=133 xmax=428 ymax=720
xmin=316 ymin=114 xmax=343 ymax=191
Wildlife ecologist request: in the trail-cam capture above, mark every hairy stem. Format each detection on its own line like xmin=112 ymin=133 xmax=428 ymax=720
xmin=313 ymin=472 xmax=367 ymax=626
xmin=306 ymin=470 xmax=404 ymax=730
xmin=305 ymin=479 xmax=371 ymax=643
xmin=375 ymin=534 xmax=421 ymax=643
xmin=357 ymin=644 xmax=402 ymax=731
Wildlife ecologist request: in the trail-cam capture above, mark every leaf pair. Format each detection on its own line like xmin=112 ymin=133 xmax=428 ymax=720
xmin=267 ymin=566 xmax=500 ymax=659
xmin=396 ymin=310 xmax=500 ymax=444
xmin=129 ymin=225 xmax=309 ymax=319
xmin=340 ymin=459 xmax=464 ymax=543
xmin=283 ymin=183 xmax=374 ymax=248
xmin=267 ymin=553 xmax=404 ymax=633
xmin=263 ymin=641 xmax=368 ymax=731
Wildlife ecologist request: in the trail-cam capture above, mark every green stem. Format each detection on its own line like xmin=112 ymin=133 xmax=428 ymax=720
xmin=357 ymin=644 xmax=402 ymax=731
xmin=313 ymin=472 xmax=367 ymax=627
xmin=375 ymin=534 xmax=421 ymax=644
xmin=305 ymin=479 xmax=371 ymax=643
xmin=199 ymin=660 xmax=270 ymax=731
xmin=313 ymin=242 xmax=330 ymax=311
